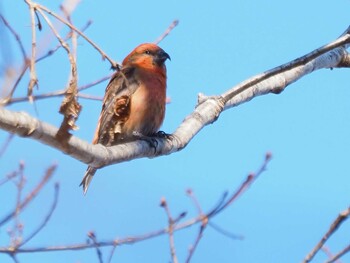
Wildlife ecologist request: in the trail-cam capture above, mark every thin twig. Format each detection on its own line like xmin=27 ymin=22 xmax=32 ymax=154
xmin=322 ymin=246 xmax=343 ymax=263
xmin=186 ymin=224 xmax=206 ymax=263
xmin=184 ymin=152 xmax=271 ymax=262
xmin=185 ymin=189 xmax=207 ymax=263
xmin=36 ymin=7 xmax=81 ymax=134
xmin=0 ymin=164 xmax=57 ymax=226
xmin=4 ymin=73 xmax=109 ymax=105
xmin=0 ymin=155 xmax=269 ymax=255
xmin=0 ymin=20 xmax=92 ymax=106
xmin=208 ymin=222 xmax=244 ymax=240
xmin=24 ymin=0 xmax=39 ymax=100
xmin=0 ymin=15 xmax=27 ymax=61
xmin=77 ymin=93 xmax=102 ymax=101
xmin=9 ymin=254 xmax=20 ymax=263
xmin=208 ymin=152 xmax=272 ymax=217
xmin=107 ymin=244 xmax=117 ymax=263
xmin=160 ymin=198 xmax=179 ymax=263
xmin=36 ymin=19 xmax=92 ymax=64
xmin=184 ymin=153 xmax=270 ymax=263
xmin=1 ymin=63 xmax=28 ymax=105
xmin=0 ymin=171 xmax=18 ymax=187
xmin=222 ymin=27 xmax=350 ymax=106
xmin=303 ymin=207 xmax=350 ymax=263
xmin=35 ymin=9 xmax=72 ymax=62
xmin=186 ymin=189 xmax=203 ymax=214
xmin=10 ymin=161 xmax=26 ymax=247
xmin=325 ymin=244 xmax=350 ymax=263
xmin=18 ymin=183 xmax=59 ymax=248
xmin=78 ymin=73 xmax=112 ymax=91
xmin=37 ymin=3 xmax=119 ymax=69
xmin=0 ymin=133 xmax=14 ymax=158
xmin=87 ymin=232 xmax=104 ymax=263
xmin=154 ymin=19 xmax=179 ymax=44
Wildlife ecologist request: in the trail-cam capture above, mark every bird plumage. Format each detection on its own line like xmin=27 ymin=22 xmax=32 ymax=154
xmin=80 ymin=43 xmax=170 ymax=194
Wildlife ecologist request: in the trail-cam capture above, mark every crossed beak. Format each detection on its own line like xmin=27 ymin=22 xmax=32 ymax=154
xmin=156 ymin=50 xmax=171 ymax=65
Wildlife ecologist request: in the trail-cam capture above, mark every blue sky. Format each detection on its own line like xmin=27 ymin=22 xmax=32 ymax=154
xmin=1 ymin=0 xmax=350 ymax=262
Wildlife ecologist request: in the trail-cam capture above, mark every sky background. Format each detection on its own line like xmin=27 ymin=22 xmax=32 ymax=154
xmin=0 ymin=0 xmax=350 ymax=262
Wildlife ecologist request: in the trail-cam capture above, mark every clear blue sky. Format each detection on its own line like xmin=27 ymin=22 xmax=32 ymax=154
xmin=1 ymin=0 xmax=350 ymax=262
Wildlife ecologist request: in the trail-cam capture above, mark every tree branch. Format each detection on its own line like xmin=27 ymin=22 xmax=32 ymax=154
xmin=0 ymin=164 xmax=56 ymax=226
xmin=0 ymin=154 xmax=270 ymax=256
xmin=303 ymin=207 xmax=350 ymax=263
xmin=0 ymin=27 xmax=349 ymax=170
xmin=326 ymin=244 xmax=350 ymax=263
xmin=18 ymin=183 xmax=59 ymax=248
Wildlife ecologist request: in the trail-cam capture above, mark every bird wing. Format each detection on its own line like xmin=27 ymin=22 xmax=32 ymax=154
xmin=92 ymin=66 xmax=140 ymax=146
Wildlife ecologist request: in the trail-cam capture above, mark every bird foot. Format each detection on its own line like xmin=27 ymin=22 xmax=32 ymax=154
xmin=132 ymin=131 xmax=158 ymax=151
xmin=153 ymin=130 xmax=173 ymax=139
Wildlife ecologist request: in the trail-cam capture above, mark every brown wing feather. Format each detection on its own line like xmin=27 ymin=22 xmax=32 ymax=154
xmin=92 ymin=67 xmax=139 ymax=146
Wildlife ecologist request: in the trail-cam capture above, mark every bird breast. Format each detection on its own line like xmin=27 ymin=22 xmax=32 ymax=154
xmin=122 ymin=72 xmax=166 ymax=136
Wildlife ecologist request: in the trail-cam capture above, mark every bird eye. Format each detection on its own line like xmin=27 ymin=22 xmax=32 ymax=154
xmin=145 ymin=50 xmax=151 ymax=55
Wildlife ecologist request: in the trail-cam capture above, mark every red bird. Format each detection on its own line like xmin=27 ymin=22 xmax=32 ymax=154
xmin=80 ymin=43 xmax=170 ymax=194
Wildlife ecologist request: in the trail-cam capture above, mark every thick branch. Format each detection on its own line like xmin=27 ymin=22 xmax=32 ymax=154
xmin=0 ymin=27 xmax=349 ymax=169
xmin=0 ymin=92 xmax=223 ymax=167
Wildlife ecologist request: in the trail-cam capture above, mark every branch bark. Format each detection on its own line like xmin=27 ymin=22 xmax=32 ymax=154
xmin=0 ymin=27 xmax=349 ymax=170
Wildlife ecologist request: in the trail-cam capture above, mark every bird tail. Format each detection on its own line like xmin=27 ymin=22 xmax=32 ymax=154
xmin=80 ymin=166 xmax=97 ymax=195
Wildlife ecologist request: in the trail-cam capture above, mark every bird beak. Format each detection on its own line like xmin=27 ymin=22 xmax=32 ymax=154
xmin=156 ymin=50 xmax=171 ymax=65
xmin=162 ymin=51 xmax=171 ymax=61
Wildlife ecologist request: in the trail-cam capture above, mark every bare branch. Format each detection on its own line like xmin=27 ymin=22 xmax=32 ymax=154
xmin=154 ymin=20 xmax=179 ymax=44
xmin=185 ymin=223 xmax=206 ymax=263
xmin=0 ymin=164 xmax=57 ymax=227
xmin=160 ymin=197 xmax=179 ymax=263
xmin=326 ymin=244 xmax=350 ymax=263
xmin=9 ymin=254 xmax=20 ymax=263
xmin=0 ymin=133 xmax=14 ymax=158
xmin=303 ymin=207 xmax=350 ymax=263
xmin=77 ymin=73 xmax=112 ymax=92
xmin=36 ymin=3 xmax=119 ymax=69
xmin=0 ymin=27 xmax=349 ymax=171
xmin=107 ymin=245 xmax=117 ymax=263
xmin=18 ymin=183 xmax=59 ymax=247
xmin=185 ymin=190 xmax=207 ymax=263
xmin=222 ymin=27 xmax=350 ymax=109
xmin=4 ymin=73 xmax=109 ymax=105
xmin=0 ymin=155 xmax=268 ymax=255
xmin=208 ymin=222 xmax=244 ymax=240
xmin=0 ymin=18 xmax=92 ymax=106
xmin=186 ymin=189 xmax=203 ymax=214
xmin=23 ymin=0 xmax=39 ymax=100
xmin=77 ymin=93 xmax=102 ymax=101
xmin=322 ymin=246 xmax=343 ymax=263
xmin=207 ymin=152 xmax=272 ymax=217
xmin=9 ymin=161 xmax=26 ymax=247
xmin=87 ymin=232 xmax=104 ymax=263
xmin=35 ymin=7 xmax=81 ymax=136
xmin=36 ymin=19 xmax=92 ymax=64
xmin=0 ymin=15 xmax=27 ymax=61
xmin=184 ymin=153 xmax=270 ymax=262
xmin=0 ymin=170 xmax=18 ymax=187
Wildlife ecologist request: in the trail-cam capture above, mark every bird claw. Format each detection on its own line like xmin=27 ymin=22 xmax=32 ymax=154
xmin=153 ymin=130 xmax=172 ymax=139
xmin=132 ymin=131 xmax=158 ymax=151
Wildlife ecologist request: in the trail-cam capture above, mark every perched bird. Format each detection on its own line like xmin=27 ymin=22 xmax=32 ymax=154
xmin=80 ymin=43 xmax=170 ymax=194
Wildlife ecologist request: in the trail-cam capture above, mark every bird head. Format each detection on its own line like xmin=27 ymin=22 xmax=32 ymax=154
xmin=122 ymin=43 xmax=170 ymax=69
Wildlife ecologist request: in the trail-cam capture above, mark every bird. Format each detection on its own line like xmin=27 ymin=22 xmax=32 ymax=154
xmin=80 ymin=43 xmax=170 ymax=195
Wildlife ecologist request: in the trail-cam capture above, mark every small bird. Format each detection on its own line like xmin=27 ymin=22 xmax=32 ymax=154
xmin=80 ymin=43 xmax=170 ymax=194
